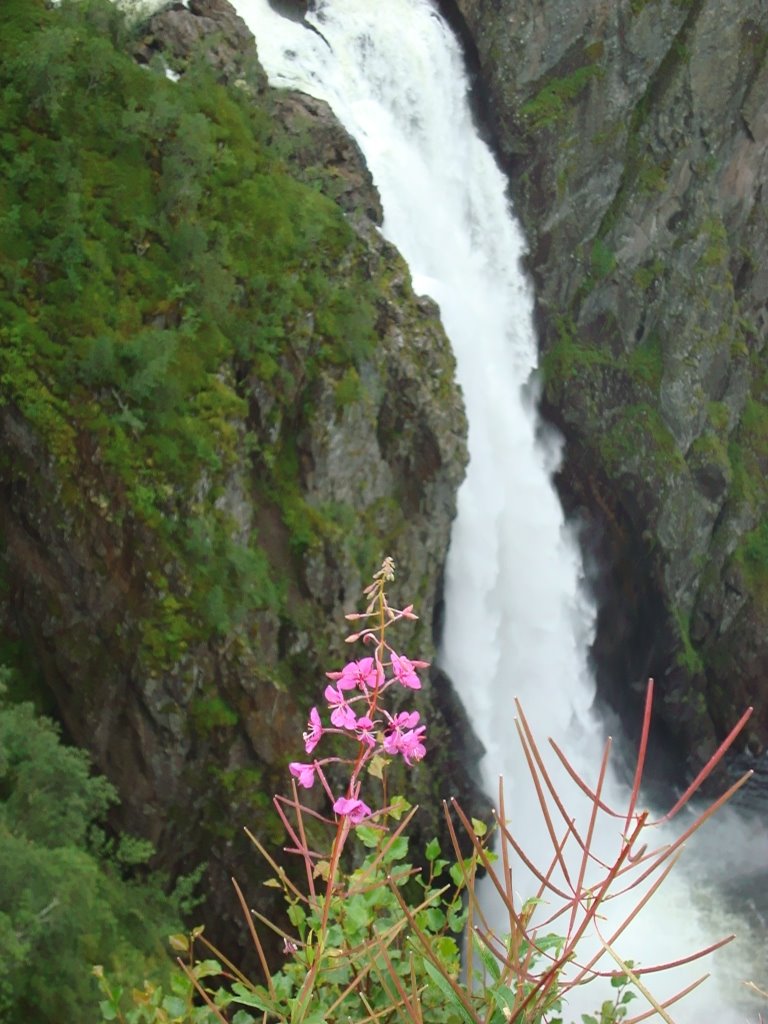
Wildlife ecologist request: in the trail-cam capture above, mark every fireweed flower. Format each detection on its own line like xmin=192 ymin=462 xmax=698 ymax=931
xmin=333 ymin=796 xmax=373 ymax=824
xmin=324 ymin=684 xmax=359 ymax=730
xmin=303 ymin=706 xmax=323 ymax=754
xmin=289 ymin=762 xmax=316 ymax=788
xmin=328 ymin=657 xmax=382 ymax=691
xmin=331 ymin=703 xmax=358 ymax=730
xmin=390 ymin=652 xmax=424 ymax=689
xmin=288 ymin=560 xmax=429 ymax=830
xmin=383 ymin=710 xmax=426 ymax=763
xmin=355 ymin=715 xmax=377 ymax=748
xmin=399 ymin=727 xmax=426 ymax=765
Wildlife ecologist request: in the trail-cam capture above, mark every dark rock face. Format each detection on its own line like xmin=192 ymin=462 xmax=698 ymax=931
xmin=267 ymin=0 xmax=311 ymax=22
xmin=134 ymin=0 xmax=268 ymax=87
xmin=446 ymin=0 xmax=768 ymax=765
xmin=270 ymin=91 xmax=385 ymax=222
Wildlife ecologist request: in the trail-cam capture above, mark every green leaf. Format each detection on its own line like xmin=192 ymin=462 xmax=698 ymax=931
xmin=471 ymin=817 xmax=488 ymax=837
xmin=355 ymin=825 xmax=381 ymax=849
xmin=230 ymin=982 xmax=277 ymax=1012
xmin=417 ymin=906 xmax=446 ymax=932
xmin=388 ymin=794 xmax=412 ymax=820
xmin=367 ymin=753 xmax=388 ymax=779
xmin=433 ymin=935 xmax=461 ymax=965
xmin=490 ymin=984 xmax=517 ymax=1015
xmin=232 ymin=1013 xmax=259 ymax=1024
xmin=288 ymin=903 xmax=306 ymax=929
xmin=345 ymin=894 xmax=372 ymax=931
xmin=447 ymin=905 xmax=468 ymax=932
xmin=161 ymin=995 xmax=188 ymax=1017
xmin=472 ymin=931 xmax=501 ymax=981
xmin=581 ymin=1016 xmax=599 ymax=1024
xmin=168 ymin=933 xmax=189 ymax=952
xmin=425 ymin=838 xmax=440 ymax=861
xmin=534 ymin=932 xmax=566 ymax=954
xmin=421 ymin=959 xmax=475 ymax=1024
xmin=99 ymin=1002 xmax=118 ymax=1022
xmin=383 ymin=835 xmax=409 ymax=863
xmin=193 ymin=959 xmax=223 ymax=979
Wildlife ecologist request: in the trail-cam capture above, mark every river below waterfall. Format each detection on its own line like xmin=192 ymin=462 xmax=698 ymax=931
xmin=237 ymin=1 xmax=766 ymax=1019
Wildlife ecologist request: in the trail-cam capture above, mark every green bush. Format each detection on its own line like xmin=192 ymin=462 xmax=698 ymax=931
xmin=0 ymin=674 xmax=195 ymax=1023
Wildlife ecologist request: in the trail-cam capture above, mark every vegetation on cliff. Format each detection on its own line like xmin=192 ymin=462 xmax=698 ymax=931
xmin=1 ymin=0 xmax=475 ymax=998
xmin=1 ymin=0 xmax=385 ymax=665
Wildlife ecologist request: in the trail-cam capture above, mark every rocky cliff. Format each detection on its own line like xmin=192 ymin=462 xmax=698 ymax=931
xmin=446 ymin=0 xmax=768 ymax=768
xmin=0 ymin=0 xmax=487 ymax=959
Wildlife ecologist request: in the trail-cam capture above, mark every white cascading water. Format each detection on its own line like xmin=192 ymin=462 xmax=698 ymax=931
xmin=236 ymin=1 xmax=765 ymax=1019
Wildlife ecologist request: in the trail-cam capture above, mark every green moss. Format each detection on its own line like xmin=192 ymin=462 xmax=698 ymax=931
xmin=541 ymin=315 xmax=611 ymax=382
xmin=334 ymin=366 xmax=364 ymax=409
xmin=706 ymin=401 xmax=731 ymax=435
xmin=521 ymin=62 xmax=603 ymax=131
xmin=627 ymin=335 xmax=663 ymax=390
xmin=632 ymin=259 xmax=664 ymax=292
xmin=189 ymin=695 xmax=240 ymax=735
xmin=735 ymin=517 xmax=768 ymax=610
xmin=671 ymin=607 xmax=705 ymax=675
xmin=600 ymin=404 xmax=684 ymax=478
xmin=636 ymin=157 xmax=669 ymax=195
xmin=597 ymin=2 xmax=702 ymax=238
xmin=590 ymin=238 xmax=616 ymax=279
xmin=697 ymin=217 xmax=729 ymax=268
xmin=688 ymin=431 xmax=729 ymax=468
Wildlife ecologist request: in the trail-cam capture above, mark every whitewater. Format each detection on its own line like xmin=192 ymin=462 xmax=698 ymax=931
xmin=235 ymin=1 xmax=765 ymax=1019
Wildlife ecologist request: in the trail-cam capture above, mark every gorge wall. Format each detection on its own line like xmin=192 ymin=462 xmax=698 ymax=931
xmin=447 ymin=0 xmax=768 ymax=769
xmin=0 ymin=0 xmax=488 ymax=958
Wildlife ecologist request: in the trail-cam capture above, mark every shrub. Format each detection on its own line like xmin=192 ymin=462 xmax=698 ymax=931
xmin=0 ymin=673 xmax=197 ymax=1022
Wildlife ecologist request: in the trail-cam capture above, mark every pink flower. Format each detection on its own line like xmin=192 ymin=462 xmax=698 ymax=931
xmin=303 ymin=706 xmax=323 ymax=754
xmin=388 ymin=710 xmax=421 ymax=730
xmin=333 ymin=796 xmax=373 ymax=824
xmin=383 ymin=710 xmax=426 ymax=764
xmin=399 ymin=727 xmax=426 ymax=765
xmin=390 ymin=652 xmax=424 ymax=689
xmin=289 ymin=761 xmax=316 ymax=788
xmin=328 ymin=657 xmax=382 ymax=691
xmin=355 ymin=715 xmax=377 ymax=747
xmin=324 ymin=684 xmax=359 ymax=730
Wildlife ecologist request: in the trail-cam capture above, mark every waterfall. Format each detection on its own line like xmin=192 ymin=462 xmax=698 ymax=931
xmin=237 ymin=1 xmax=764 ymax=1019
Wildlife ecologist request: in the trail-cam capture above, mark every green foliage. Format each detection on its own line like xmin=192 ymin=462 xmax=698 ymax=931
xmin=589 ymin=238 xmax=616 ymax=279
xmin=626 ymin=335 xmax=663 ymax=390
xmin=0 ymin=0 xmax=381 ymax=669
xmin=521 ymin=63 xmax=603 ymax=131
xmin=632 ymin=258 xmax=665 ymax=292
xmin=600 ymin=404 xmax=684 ymax=478
xmin=334 ymin=367 xmax=364 ymax=409
xmin=670 ymin=606 xmax=705 ymax=676
xmin=189 ymin=695 xmax=240 ymax=736
xmin=541 ymin=316 xmax=612 ymax=384
xmin=0 ymin=678 xmax=193 ymax=1023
